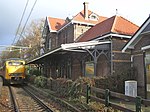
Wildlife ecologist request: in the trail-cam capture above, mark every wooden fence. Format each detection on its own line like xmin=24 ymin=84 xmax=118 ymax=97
xmin=81 ymin=84 xmax=150 ymax=112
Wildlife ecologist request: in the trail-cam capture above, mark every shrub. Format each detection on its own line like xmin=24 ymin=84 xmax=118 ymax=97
xmin=52 ymin=78 xmax=73 ymax=97
xmin=25 ymin=75 xmax=36 ymax=84
xmin=94 ymin=68 xmax=137 ymax=93
xmin=34 ymin=76 xmax=47 ymax=88
xmin=68 ymin=77 xmax=96 ymax=99
xmin=68 ymin=79 xmax=81 ymax=99
xmin=29 ymin=68 xmax=41 ymax=76
xmin=26 ymin=66 xmax=41 ymax=76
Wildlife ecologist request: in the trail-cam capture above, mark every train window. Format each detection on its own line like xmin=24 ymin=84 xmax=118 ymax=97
xmin=8 ymin=62 xmax=24 ymax=66
xmin=8 ymin=62 xmax=12 ymax=65
xmin=20 ymin=62 xmax=23 ymax=65
xmin=13 ymin=62 xmax=22 ymax=65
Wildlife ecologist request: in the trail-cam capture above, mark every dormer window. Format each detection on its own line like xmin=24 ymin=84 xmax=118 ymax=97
xmin=91 ymin=15 xmax=96 ymax=19
xmin=89 ymin=13 xmax=99 ymax=21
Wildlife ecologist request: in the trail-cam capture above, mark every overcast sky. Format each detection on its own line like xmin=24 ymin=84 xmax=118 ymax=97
xmin=0 ymin=0 xmax=150 ymax=48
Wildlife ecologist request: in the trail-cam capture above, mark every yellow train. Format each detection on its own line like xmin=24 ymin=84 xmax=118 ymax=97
xmin=0 ymin=58 xmax=26 ymax=84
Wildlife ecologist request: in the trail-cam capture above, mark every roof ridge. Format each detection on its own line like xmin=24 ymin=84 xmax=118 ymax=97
xmin=72 ymin=9 xmax=93 ymax=19
xmin=111 ymin=15 xmax=118 ymax=32
xmin=120 ymin=16 xmax=139 ymax=27
xmin=47 ymin=16 xmax=65 ymax=20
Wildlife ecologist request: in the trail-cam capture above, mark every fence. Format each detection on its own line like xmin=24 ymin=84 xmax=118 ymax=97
xmin=81 ymin=84 xmax=150 ymax=112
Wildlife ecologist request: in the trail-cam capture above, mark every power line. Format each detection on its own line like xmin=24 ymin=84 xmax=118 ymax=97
xmin=16 ymin=0 xmax=38 ymax=44
xmin=12 ymin=0 xmax=29 ymax=45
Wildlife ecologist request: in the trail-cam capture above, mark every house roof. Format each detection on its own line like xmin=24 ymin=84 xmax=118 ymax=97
xmin=47 ymin=16 xmax=65 ymax=31
xmin=122 ymin=16 xmax=150 ymax=52
xmin=78 ymin=15 xmax=139 ymax=42
xmin=47 ymin=10 xmax=107 ymax=32
xmin=72 ymin=10 xmax=107 ymax=25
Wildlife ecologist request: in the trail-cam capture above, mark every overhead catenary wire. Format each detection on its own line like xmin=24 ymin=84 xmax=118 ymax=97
xmin=14 ymin=0 xmax=38 ymax=45
xmin=1 ymin=0 xmax=38 ymax=54
xmin=12 ymin=0 xmax=29 ymax=45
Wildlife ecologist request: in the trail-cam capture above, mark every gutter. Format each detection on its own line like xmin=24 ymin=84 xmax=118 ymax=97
xmin=27 ymin=47 xmax=62 ymax=64
xmin=93 ymin=33 xmax=131 ymax=41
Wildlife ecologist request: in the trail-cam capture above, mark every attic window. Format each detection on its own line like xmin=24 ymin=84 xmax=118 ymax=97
xmin=89 ymin=13 xmax=99 ymax=21
xmin=91 ymin=15 xmax=96 ymax=19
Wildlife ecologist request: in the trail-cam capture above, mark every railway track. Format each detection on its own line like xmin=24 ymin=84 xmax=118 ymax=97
xmin=9 ymin=85 xmax=54 ymax=112
xmin=8 ymin=86 xmax=19 ymax=112
xmin=23 ymin=86 xmax=53 ymax=112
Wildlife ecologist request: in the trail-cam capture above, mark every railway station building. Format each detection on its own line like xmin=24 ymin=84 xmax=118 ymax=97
xmin=27 ymin=3 xmax=139 ymax=84
xmin=122 ymin=16 xmax=150 ymax=99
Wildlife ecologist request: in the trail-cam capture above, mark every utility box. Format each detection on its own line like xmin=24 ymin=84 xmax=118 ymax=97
xmin=125 ymin=80 xmax=137 ymax=97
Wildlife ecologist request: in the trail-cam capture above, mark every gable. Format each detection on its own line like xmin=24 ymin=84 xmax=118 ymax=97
xmin=141 ymin=22 xmax=150 ymax=34
xmin=47 ymin=16 xmax=65 ymax=32
xmin=72 ymin=10 xmax=107 ymax=25
xmin=58 ymin=10 xmax=107 ymax=33
xmin=122 ymin=16 xmax=150 ymax=52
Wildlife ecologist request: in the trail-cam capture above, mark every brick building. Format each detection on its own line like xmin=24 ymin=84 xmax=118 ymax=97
xmin=42 ymin=2 xmax=107 ymax=52
xmin=78 ymin=15 xmax=139 ymax=76
xmin=122 ymin=16 xmax=150 ymax=99
xmin=28 ymin=3 xmax=139 ymax=81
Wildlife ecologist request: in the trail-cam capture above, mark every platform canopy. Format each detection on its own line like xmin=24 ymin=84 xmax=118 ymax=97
xmin=27 ymin=40 xmax=111 ymax=64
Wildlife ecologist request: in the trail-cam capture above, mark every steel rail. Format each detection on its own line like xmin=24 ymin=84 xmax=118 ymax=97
xmin=22 ymin=86 xmax=53 ymax=112
xmin=8 ymin=86 xmax=19 ymax=112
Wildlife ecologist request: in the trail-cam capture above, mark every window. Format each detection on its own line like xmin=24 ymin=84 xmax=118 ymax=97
xmin=65 ymin=34 xmax=67 ymax=43
xmin=64 ymin=30 xmax=68 ymax=44
xmin=56 ymin=36 xmax=58 ymax=47
xmin=91 ymin=15 xmax=96 ymax=19
xmin=89 ymin=13 xmax=99 ymax=21
xmin=81 ymin=29 xmax=84 ymax=33
xmin=42 ymin=26 xmax=48 ymax=38
xmin=145 ymin=50 xmax=150 ymax=98
xmin=48 ymin=38 xmax=51 ymax=50
xmin=66 ymin=60 xmax=71 ymax=78
xmin=8 ymin=61 xmax=23 ymax=66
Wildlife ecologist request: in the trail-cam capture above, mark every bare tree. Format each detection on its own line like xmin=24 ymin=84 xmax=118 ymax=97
xmin=16 ymin=18 xmax=44 ymax=60
xmin=0 ymin=18 xmax=44 ymax=61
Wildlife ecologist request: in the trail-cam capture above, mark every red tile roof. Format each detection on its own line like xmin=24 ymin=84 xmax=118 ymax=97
xmin=78 ymin=15 xmax=139 ymax=42
xmin=72 ymin=10 xmax=107 ymax=24
xmin=47 ymin=10 xmax=107 ymax=32
xmin=47 ymin=16 xmax=65 ymax=31
xmin=112 ymin=16 xmax=139 ymax=35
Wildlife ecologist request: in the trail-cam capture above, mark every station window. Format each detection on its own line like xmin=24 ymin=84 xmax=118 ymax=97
xmin=145 ymin=50 xmax=150 ymax=98
xmin=48 ymin=38 xmax=51 ymax=50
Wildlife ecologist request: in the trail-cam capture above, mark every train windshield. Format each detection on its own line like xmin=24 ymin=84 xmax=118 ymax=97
xmin=8 ymin=62 xmax=24 ymax=66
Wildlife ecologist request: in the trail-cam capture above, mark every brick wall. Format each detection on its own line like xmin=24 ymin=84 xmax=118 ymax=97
xmin=134 ymin=35 xmax=150 ymax=50
xmin=97 ymin=54 xmax=110 ymax=77
xmin=57 ymin=25 xmax=74 ymax=46
xmin=132 ymin=35 xmax=150 ymax=98
xmin=74 ymin=24 xmax=92 ymax=41
xmin=71 ymin=54 xmax=82 ymax=80
xmin=112 ymin=38 xmax=131 ymax=75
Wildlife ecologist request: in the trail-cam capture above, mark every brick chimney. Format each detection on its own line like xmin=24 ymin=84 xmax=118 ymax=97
xmin=83 ymin=2 xmax=89 ymax=20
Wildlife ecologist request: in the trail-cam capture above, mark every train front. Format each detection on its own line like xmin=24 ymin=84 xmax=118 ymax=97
xmin=6 ymin=60 xmax=25 ymax=84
